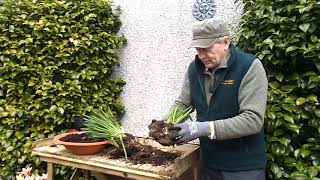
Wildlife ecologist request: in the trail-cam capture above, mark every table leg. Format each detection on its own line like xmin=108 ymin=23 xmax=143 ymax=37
xmin=83 ymin=170 xmax=90 ymax=180
xmin=47 ymin=163 xmax=54 ymax=180
xmin=192 ymin=161 xmax=201 ymax=180
xmin=193 ymin=166 xmax=198 ymax=180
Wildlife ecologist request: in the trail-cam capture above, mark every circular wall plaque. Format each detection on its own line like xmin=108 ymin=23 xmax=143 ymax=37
xmin=192 ymin=0 xmax=217 ymax=21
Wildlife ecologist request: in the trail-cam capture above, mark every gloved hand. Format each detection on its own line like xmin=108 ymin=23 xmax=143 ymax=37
xmin=171 ymin=121 xmax=210 ymax=143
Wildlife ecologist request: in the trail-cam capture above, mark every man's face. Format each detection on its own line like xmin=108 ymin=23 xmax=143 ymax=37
xmin=195 ymin=37 xmax=230 ymax=69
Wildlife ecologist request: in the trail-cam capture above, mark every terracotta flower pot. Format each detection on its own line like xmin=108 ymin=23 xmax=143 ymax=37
xmin=53 ymin=132 xmax=109 ymax=155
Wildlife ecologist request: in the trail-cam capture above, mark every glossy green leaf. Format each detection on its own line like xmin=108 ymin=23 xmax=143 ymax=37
xmin=286 ymin=46 xmax=299 ymax=53
xmin=269 ymin=81 xmax=280 ymax=89
xmin=275 ymin=72 xmax=284 ymax=82
xmin=57 ymin=107 xmax=64 ymax=114
xmin=295 ymin=161 xmax=305 ymax=171
xmin=274 ymin=129 xmax=285 ymax=136
xmin=267 ymin=111 xmax=276 ymax=119
xmin=299 ymin=23 xmax=310 ymax=32
xmin=300 ymin=149 xmax=310 ymax=158
xmin=315 ymin=110 xmax=320 ymax=118
xmin=301 ymin=112 xmax=310 ymax=119
xmin=6 ymin=130 xmax=13 ymax=138
xmin=278 ymin=137 xmax=290 ymax=146
xmin=308 ymin=167 xmax=318 ymax=177
xmin=6 ymin=146 xmax=14 ymax=152
xmin=284 ymin=157 xmax=296 ymax=165
xmin=263 ymin=38 xmax=274 ymax=49
xmin=284 ymin=114 xmax=294 ymax=124
xmin=50 ymin=105 xmax=57 ymax=112
xmin=290 ymin=172 xmax=308 ymax=179
xmin=271 ymin=163 xmax=280 ymax=174
xmin=303 ymin=71 xmax=317 ymax=77
xmin=307 ymin=95 xmax=318 ymax=102
xmin=315 ymin=62 xmax=320 ymax=72
xmin=285 ymin=124 xmax=300 ymax=134
xmin=296 ymin=98 xmax=306 ymax=105
xmin=271 ymin=143 xmax=286 ymax=156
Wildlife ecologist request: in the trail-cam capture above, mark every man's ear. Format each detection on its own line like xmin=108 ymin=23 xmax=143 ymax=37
xmin=224 ymin=36 xmax=231 ymax=50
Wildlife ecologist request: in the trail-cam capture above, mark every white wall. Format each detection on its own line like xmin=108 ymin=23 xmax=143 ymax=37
xmin=113 ymin=0 xmax=243 ymax=137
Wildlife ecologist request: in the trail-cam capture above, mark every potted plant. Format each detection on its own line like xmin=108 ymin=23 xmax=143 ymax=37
xmin=148 ymin=105 xmax=193 ymax=146
xmin=53 ymin=108 xmax=126 ymax=156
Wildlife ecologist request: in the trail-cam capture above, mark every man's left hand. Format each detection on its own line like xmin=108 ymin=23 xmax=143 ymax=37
xmin=171 ymin=121 xmax=210 ymax=143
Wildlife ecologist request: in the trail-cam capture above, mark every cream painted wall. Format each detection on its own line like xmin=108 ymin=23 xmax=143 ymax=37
xmin=113 ymin=0 xmax=243 ymax=137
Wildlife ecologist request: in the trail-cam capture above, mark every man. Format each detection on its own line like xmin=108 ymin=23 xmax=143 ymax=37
xmin=169 ymin=19 xmax=268 ymax=180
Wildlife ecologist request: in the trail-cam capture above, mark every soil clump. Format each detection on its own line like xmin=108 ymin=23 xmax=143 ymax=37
xmin=148 ymin=119 xmax=179 ymax=146
xmin=60 ymin=133 xmax=103 ymax=143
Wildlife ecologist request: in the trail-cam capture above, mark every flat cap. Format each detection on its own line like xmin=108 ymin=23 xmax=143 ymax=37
xmin=190 ymin=19 xmax=230 ymax=48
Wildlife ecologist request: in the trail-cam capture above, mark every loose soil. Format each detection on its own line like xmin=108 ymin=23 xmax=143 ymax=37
xmin=148 ymin=119 xmax=180 ymax=146
xmin=108 ymin=134 xmax=180 ymax=166
xmin=60 ymin=133 xmax=104 ymax=143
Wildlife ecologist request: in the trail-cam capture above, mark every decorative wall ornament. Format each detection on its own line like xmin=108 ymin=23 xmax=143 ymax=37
xmin=192 ymin=0 xmax=216 ymax=21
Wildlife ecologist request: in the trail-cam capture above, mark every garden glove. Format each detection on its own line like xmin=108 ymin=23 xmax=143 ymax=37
xmin=172 ymin=121 xmax=211 ymax=143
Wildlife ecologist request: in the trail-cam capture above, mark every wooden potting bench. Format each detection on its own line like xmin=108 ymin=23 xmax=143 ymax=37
xmin=32 ymin=137 xmax=200 ymax=180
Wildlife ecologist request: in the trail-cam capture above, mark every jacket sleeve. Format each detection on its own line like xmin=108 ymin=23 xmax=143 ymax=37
xmin=213 ymin=59 xmax=268 ymax=140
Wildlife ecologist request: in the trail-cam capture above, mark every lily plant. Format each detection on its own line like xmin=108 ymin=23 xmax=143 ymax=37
xmin=82 ymin=108 xmax=127 ymax=161
xmin=166 ymin=105 xmax=193 ymax=124
xmin=16 ymin=165 xmax=47 ymax=180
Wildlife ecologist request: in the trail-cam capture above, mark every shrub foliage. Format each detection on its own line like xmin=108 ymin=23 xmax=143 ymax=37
xmin=236 ymin=0 xmax=320 ymax=179
xmin=0 ymin=0 xmax=126 ymax=178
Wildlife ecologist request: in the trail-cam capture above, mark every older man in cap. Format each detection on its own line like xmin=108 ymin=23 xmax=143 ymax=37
xmin=169 ymin=19 xmax=268 ymax=180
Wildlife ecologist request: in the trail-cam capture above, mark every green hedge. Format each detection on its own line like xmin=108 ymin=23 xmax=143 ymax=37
xmin=0 ymin=0 xmax=126 ymax=178
xmin=236 ymin=0 xmax=320 ymax=179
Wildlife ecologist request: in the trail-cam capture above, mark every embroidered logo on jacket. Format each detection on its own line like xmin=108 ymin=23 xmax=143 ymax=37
xmin=221 ymin=79 xmax=235 ymax=84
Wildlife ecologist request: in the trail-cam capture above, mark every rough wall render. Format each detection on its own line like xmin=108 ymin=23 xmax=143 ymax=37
xmin=113 ymin=0 xmax=243 ymax=137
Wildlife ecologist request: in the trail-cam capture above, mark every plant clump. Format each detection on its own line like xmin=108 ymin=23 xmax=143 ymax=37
xmin=148 ymin=106 xmax=192 ymax=146
xmin=82 ymin=108 xmax=128 ymax=160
